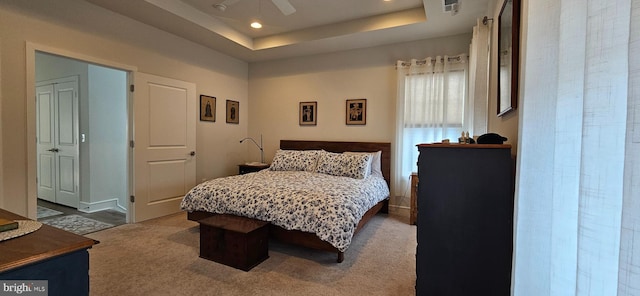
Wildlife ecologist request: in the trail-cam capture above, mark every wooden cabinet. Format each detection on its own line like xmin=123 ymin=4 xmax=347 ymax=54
xmin=416 ymin=144 xmax=514 ymax=295
xmin=199 ymin=215 xmax=269 ymax=271
xmin=0 ymin=209 xmax=97 ymax=296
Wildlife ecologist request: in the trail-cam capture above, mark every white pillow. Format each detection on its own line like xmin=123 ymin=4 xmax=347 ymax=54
xmin=316 ymin=151 xmax=372 ymax=179
xmin=269 ymin=149 xmax=322 ymax=172
xmin=344 ymin=151 xmax=382 ymax=178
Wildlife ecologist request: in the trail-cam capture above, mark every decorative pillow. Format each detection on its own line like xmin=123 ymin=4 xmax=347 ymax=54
xmin=269 ymin=149 xmax=322 ymax=172
xmin=316 ymin=151 xmax=372 ymax=179
xmin=344 ymin=151 xmax=382 ymax=178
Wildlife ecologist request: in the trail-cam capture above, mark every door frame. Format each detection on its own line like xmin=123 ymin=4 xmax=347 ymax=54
xmin=26 ymin=42 xmax=137 ymax=221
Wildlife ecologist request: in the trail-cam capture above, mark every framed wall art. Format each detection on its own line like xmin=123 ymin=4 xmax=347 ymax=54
xmin=299 ymin=101 xmax=317 ymax=126
xmin=346 ymin=98 xmax=366 ymax=125
xmin=199 ymin=95 xmax=216 ymax=122
xmin=497 ymin=0 xmax=520 ymax=116
xmin=226 ymin=100 xmax=239 ymax=124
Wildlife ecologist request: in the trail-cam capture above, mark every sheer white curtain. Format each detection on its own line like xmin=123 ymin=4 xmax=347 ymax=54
xmin=394 ymin=55 xmax=468 ymax=197
xmin=514 ymin=0 xmax=639 ymax=295
xmin=468 ymin=18 xmax=491 ymax=136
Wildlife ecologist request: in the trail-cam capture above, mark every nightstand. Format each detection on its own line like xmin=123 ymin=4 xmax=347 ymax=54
xmin=238 ymin=163 xmax=270 ymax=174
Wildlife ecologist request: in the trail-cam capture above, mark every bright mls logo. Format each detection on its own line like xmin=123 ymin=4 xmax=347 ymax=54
xmin=0 ymin=281 xmax=47 ymax=296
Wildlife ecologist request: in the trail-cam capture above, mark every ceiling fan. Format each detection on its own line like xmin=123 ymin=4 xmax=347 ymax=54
xmin=214 ymin=0 xmax=296 ymax=16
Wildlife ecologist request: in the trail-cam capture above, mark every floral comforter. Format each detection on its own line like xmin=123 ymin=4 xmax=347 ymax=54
xmin=180 ymin=170 xmax=390 ymax=252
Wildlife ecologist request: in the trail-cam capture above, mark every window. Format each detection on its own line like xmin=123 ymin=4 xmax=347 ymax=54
xmin=394 ymin=56 xmax=468 ymax=198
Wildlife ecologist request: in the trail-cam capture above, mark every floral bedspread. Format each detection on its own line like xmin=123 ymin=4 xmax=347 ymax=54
xmin=180 ymin=170 xmax=390 ymax=252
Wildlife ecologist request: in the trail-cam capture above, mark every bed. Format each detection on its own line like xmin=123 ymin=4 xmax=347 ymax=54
xmin=181 ymin=140 xmax=391 ymax=263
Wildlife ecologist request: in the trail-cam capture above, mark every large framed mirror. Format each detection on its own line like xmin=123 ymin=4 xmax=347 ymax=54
xmin=497 ymin=0 xmax=520 ymax=116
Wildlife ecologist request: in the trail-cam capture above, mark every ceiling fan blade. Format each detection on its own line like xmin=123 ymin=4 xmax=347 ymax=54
xmin=219 ymin=0 xmax=241 ymax=5
xmin=271 ymin=0 xmax=296 ymax=15
xmin=213 ymin=0 xmax=240 ymax=12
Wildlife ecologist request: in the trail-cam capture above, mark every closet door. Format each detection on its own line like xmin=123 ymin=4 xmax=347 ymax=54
xmin=36 ymin=84 xmax=56 ymax=203
xmin=53 ymin=80 xmax=80 ymax=207
xmin=36 ymin=77 xmax=80 ymax=208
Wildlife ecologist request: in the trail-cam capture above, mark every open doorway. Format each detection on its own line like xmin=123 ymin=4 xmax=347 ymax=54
xmin=35 ymin=51 xmax=127 ymax=232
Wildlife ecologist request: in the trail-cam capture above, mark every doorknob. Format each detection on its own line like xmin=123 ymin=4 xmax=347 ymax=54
xmin=190 ymin=151 xmax=196 ymax=156
xmin=47 ymin=148 xmax=59 ymax=152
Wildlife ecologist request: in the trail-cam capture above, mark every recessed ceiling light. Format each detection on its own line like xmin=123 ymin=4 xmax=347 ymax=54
xmin=250 ymin=21 xmax=262 ymax=29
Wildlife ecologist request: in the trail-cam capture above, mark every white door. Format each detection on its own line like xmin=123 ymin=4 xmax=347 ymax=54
xmin=133 ymin=72 xmax=196 ymax=222
xmin=36 ymin=77 xmax=80 ymax=208
xmin=36 ymin=84 xmax=56 ymax=203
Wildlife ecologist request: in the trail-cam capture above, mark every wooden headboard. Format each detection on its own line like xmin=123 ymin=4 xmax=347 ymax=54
xmin=280 ymin=140 xmax=391 ymax=188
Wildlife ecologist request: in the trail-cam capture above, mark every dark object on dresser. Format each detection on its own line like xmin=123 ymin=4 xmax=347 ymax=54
xmin=199 ymin=214 xmax=269 ymax=271
xmin=477 ymin=133 xmax=508 ymax=144
xmin=416 ymin=144 xmax=514 ymax=295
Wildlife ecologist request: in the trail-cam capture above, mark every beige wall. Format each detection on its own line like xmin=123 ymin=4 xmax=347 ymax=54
xmin=488 ymin=0 xmax=521 ymax=155
xmin=248 ymin=34 xmax=473 ymax=206
xmin=0 ymin=37 xmax=3 ymax=210
xmin=0 ymin=0 xmax=518 ymax=217
xmin=0 ymin=0 xmax=248 ymax=217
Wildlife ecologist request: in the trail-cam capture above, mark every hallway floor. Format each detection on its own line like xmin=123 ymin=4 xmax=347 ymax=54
xmin=37 ymin=199 xmax=126 ymax=227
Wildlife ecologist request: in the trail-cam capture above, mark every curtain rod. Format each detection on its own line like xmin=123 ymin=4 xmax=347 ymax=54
xmin=396 ymin=56 xmax=465 ymax=69
xmin=482 ymin=16 xmax=493 ymax=25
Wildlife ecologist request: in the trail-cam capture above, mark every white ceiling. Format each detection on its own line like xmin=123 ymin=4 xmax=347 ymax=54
xmin=85 ymin=0 xmax=490 ymax=62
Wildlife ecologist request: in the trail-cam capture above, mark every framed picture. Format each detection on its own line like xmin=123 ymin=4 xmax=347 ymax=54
xmin=199 ymin=95 xmax=216 ymax=122
xmin=226 ymin=100 xmax=239 ymax=124
xmin=346 ymin=98 xmax=366 ymax=125
xmin=497 ymin=0 xmax=520 ymax=116
xmin=299 ymin=101 xmax=317 ymax=126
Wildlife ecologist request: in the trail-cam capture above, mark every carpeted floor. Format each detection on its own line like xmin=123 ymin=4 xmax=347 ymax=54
xmin=86 ymin=212 xmax=417 ymax=296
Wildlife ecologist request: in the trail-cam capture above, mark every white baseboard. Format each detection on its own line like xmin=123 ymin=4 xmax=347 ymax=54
xmin=79 ymin=199 xmax=126 ymax=213
xmin=116 ymin=204 xmax=127 ymax=213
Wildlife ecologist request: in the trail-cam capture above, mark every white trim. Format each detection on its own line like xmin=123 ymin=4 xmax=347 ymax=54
xmin=27 ymin=42 xmax=137 ymax=72
xmin=26 ymin=41 xmax=137 ymax=222
xmin=78 ymin=199 xmax=125 ymax=214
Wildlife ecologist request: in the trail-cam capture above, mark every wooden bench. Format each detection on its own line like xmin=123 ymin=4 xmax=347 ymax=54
xmin=198 ymin=214 xmax=269 ymax=271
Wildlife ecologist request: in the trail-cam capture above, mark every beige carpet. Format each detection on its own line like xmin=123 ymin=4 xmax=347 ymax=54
xmin=86 ymin=212 xmax=416 ymax=296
